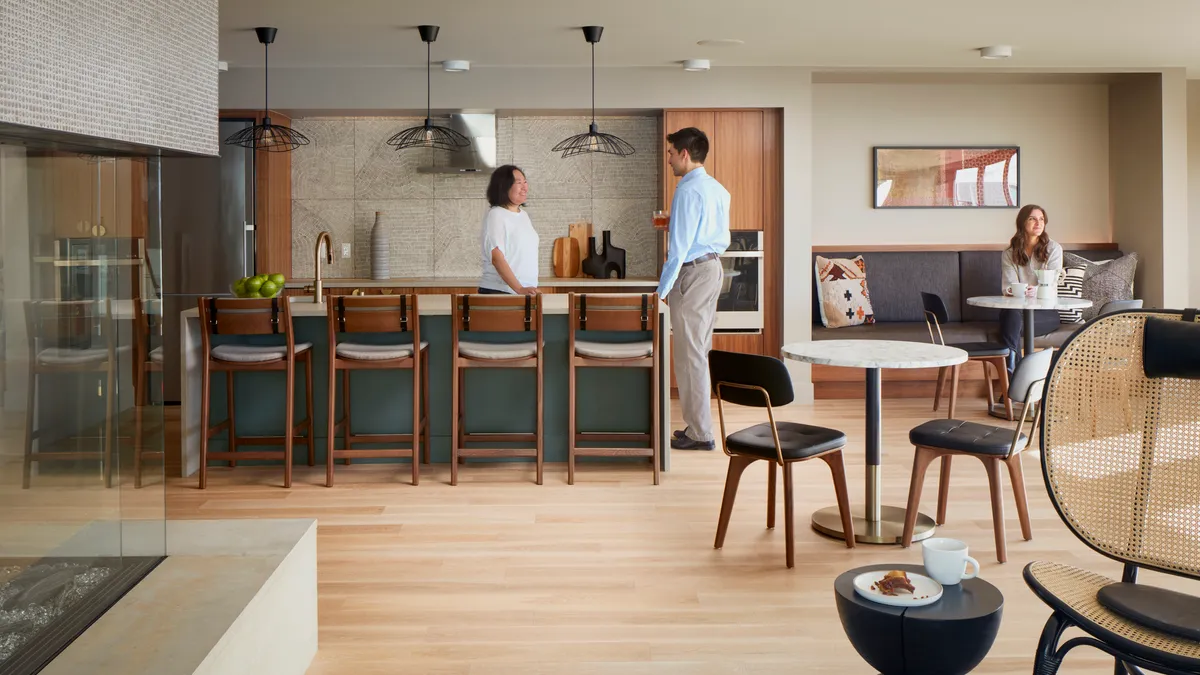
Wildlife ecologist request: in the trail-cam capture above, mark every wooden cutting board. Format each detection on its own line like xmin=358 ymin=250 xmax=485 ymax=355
xmin=568 ymin=222 xmax=592 ymax=277
xmin=552 ymin=237 xmax=580 ymax=278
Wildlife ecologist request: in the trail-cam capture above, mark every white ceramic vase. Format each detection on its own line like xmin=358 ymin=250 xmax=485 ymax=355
xmin=370 ymin=211 xmax=390 ymax=280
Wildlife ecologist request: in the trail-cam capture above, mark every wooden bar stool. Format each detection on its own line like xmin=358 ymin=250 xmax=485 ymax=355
xmin=450 ymin=294 xmax=544 ymax=486
xmin=133 ymin=297 xmax=164 ymax=488
xmin=566 ymin=292 xmax=660 ymax=485
xmin=23 ymin=300 xmax=120 ymax=489
xmin=197 ymin=297 xmax=315 ymax=489
xmin=326 ymin=294 xmax=429 ymax=487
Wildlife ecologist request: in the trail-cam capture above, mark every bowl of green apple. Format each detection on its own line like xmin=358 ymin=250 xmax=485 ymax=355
xmin=232 ymin=273 xmax=287 ymax=299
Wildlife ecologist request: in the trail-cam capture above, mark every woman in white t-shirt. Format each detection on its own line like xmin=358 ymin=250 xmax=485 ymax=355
xmin=478 ymin=165 xmax=539 ymax=295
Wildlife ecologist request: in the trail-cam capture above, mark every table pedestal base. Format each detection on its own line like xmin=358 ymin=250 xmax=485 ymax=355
xmin=812 ymin=505 xmax=936 ymax=545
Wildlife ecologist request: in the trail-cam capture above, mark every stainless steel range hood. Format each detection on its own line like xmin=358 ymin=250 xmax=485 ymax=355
xmin=416 ymin=113 xmax=497 ymax=173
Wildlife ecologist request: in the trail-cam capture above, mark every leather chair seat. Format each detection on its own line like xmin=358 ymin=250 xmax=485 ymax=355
xmin=910 ymin=419 xmax=1025 ymax=456
xmin=726 ymin=422 xmax=846 ymax=461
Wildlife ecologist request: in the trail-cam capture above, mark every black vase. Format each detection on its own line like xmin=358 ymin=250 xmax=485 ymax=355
xmin=581 ymin=231 xmax=627 ymax=279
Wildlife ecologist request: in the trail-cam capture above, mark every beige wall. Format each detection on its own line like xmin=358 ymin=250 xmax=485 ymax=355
xmin=1189 ymin=79 xmax=1200 ymax=306
xmin=1160 ymin=69 xmax=1189 ymax=309
xmin=221 ymin=66 xmax=817 ymax=397
xmin=812 ymin=82 xmax=1111 ymax=246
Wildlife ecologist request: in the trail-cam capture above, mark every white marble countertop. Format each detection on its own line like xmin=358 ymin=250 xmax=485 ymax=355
xmin=782 ymin=340 xmax=968 ymax=369
xmin=283 ymin=276 xmax=660 ymax=289
xmin=181 ymin=294 xmax=668 ymax=319
xmin=967 ymin=295 xmax=1093 ymax=310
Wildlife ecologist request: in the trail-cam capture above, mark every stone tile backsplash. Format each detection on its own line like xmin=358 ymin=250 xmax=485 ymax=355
xmin=291 ymin=115 xmax=659 ymax=280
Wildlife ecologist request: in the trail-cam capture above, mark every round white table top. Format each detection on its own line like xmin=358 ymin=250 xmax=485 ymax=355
xmin=781 ymin=340 xmax=968 ymax=369
xmin=966 ymin=295 xmax=1093 ymax=311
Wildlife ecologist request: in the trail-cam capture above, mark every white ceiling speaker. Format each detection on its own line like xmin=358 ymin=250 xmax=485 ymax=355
xmin=682 ymin=59 xmax=710 ymax=71
xmin=217 ymin=60 xmax=228 ymax=71
xmin=979 ymin=45 xmax=1012 ymax=59
xmin=442 ymin=60 xmax=470 ymax=72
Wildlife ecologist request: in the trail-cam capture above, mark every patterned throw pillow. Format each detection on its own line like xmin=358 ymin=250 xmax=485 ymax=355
xmin=1064 ymin=252 xmax=1139 ymax=322
xmin=1056 ymin=264 xmax=1087 ymax=323
xmin=815 ymin=255 xmax=875 ymax=328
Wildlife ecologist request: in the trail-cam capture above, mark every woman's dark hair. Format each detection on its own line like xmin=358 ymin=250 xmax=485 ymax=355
xmin=666 ymin=127 xmax=709 ymax=163
xmin=1009 ymin=204 xmax=1050 ymax=266
xmin=486 ymin=164 xmax=525 ymax=208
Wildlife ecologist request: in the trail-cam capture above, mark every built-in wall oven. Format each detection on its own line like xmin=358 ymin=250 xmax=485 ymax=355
xmin=714 ymin=231 xmax=763 ymax=332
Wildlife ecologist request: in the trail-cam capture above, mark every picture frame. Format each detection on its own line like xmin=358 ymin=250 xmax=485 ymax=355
xmin=872 ymin=146 xmax=1020 ymax=209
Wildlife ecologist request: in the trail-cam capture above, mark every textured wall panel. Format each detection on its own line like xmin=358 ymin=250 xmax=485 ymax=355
xmin=291 ymin=115 xmax=659 ymax=279
xmin=0 ymin=0 xmax=219 ymax=155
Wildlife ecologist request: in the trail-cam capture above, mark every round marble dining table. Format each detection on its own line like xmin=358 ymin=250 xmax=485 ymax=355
xmin=965 ymin=295 xmax=1092 ymax=358
xmin=782 ymin=340 xmax=967 ymax=545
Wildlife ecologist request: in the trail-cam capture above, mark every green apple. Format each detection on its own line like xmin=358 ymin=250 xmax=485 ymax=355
xmin=245 ymin=277 xmax=264 ymax=294
xmin=259 ymin=281 xmax=279 ymax=297
xmin=233 ymin=279 xmax=247 ymax=297
xmin=246 ymin=290 xmax=262 ymax=298
xmin=268 ymin=273 xmax=286 ymax=286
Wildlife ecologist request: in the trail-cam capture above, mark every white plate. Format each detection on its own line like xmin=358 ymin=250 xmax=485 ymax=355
xmin=852 ymin=571 xmax=943 ymax=608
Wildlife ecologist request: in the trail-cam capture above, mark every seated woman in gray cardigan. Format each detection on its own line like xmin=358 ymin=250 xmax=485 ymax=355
xmin=999 ymin=204 xmax=1062 ymax=372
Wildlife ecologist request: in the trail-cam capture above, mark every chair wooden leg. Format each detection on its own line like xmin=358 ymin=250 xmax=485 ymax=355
xmin=305 ymin=355 xmax=315 ymax=467
xmin=998 ymin=361 xmax=1014 ymax=420
xmin=902 ymin=446 xmax=939 ymax=547
xmin=947 ymin=364 xmax=960 ymax=420
xmin=411 ymin=357 xmax=420 ymax=487
xmin=820 ymin=450 xmax=856 ymax=548
xmin=766 ymin=461 xmax=776 ymax=529
xmin=450 ymin=361 xmax=460 ymax=486
xmin=326 ymin=363 xmax=337 ymax=488
xmin=936 ymin=455 xmax=952 ymax=525
xmin=782 ymin=460 xmax=796 ymax=568
xmin=650 ymin=355 xmax=660 ymax=486
xmin=199 ymin=363 xmax=210 ymax=490
xmin=421 ymin=349 xmax=430 ymax=464
xmin=933 ymin=366 xmax=947 ymax=412
xmin=283 ymin=360 xmax=295 ymax=489
xmin=536 ymin=353 xmax=544 ymax=486
xmin=342 ymin=370 xmax=352 ymax=466
xmin=226 ymin=371 xmax=237 ymax=467
xmin=714 ymin=455 xmax=756 ymax=550
xmin=982 ymin=456 xmax=1006 ymax=562
xmin=1006 ymin=452 xmax=1033 ymax=541
xmin=567 ymin=357 xmax=576 ymax=486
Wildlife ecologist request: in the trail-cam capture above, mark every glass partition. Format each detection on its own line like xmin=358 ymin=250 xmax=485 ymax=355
xmin=0 ymin=144 xmax=164 ymax=674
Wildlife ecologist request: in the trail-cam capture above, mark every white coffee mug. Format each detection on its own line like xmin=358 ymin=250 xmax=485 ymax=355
xmin=1006 ymin=282 xmax=1028 ymax=298
xmin=922 ymin=538 xmax=980 ymax=586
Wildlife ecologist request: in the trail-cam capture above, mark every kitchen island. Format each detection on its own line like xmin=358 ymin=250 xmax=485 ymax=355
xmin=179 ymin=294 xmax=670 ymax=481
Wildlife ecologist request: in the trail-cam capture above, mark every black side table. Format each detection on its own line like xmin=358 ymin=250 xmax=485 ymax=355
xmin=834 ymin=563 xmax=1004 ymax=675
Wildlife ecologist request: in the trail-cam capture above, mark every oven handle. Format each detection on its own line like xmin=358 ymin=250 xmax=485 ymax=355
xmin=719 ymin=251 xmax=764 ymax=258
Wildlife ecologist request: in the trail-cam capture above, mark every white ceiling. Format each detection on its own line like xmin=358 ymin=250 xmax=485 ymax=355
xmin=220 ymin=0 xmax=1200 ymax=73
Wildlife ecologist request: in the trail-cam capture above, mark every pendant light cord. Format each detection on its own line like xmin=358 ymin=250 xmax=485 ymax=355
xmin=591 ymin=41 xmax=596 ymax=125
xmin=263 ymin=40 xmax=269 ymax=119
xmin=427 ymin=40 xmax=432 ymax=123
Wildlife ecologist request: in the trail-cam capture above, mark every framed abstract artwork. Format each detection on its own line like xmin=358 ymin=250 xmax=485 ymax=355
xmin=873 ymin=146 xmax=1020 ymax=209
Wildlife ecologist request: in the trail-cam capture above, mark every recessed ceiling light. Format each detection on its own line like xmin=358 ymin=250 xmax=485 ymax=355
xmin=979 ymin=45 xmax=1012 ymax=59
xmin=696 ymin=38 xmax=744 ymax=47
xmin=682 ymin=59 xmax=710 ymax=71
xmin=442 ymin=60 xmax=470 ymax=72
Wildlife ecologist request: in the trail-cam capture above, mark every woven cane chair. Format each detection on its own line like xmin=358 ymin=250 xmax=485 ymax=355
xmin=1026 ymin=309 xmax=1200 ymax=675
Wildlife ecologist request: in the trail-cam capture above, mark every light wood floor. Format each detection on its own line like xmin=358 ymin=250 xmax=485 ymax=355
xmin=165 ymin=396 xmax=1199 ymax=675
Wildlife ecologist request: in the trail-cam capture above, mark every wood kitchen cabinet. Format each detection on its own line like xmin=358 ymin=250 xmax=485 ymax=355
xmin=662 ymin=109 xmax=763 ymax=231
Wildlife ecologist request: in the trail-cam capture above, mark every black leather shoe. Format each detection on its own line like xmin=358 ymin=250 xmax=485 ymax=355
xmin=671 ymin=435 xmax=715 ymax=451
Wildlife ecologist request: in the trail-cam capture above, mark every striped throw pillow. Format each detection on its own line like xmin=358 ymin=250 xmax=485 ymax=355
xmin=1057 ymin=265 xmax=1086 ymax=323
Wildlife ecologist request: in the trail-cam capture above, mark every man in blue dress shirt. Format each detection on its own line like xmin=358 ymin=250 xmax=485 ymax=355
xmin=657 ymin=127 xmax=730 ymax=450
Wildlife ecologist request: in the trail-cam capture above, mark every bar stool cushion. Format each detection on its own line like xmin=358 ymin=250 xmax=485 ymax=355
xmin=37 ymin=346 xmax=128 ymax=366
xmin=337 ymin=341 xmax=429 ymax=361
xmin=149 ymin=346 xmax=164 ymax=363
xmin=909 ymin=419 xmax=1025 ymax=456
xmin=458 ymin=341 xmax=538 ymax=360
xmin=211 ymin=343 xmax=313 ymax=363
xmin=726 ymin=422 xmax=846 ymax=461
xmin=575 ymin=340 xmax=654 ymax=359
xmin=949 ymin=341 xmax=1011 ymax=358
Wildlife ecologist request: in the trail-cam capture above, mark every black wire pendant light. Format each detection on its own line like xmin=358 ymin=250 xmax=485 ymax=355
xmin=552 ymin=26 xmax=635 ymax=158
xmin=224 ymin=27 xmax=311 ymax=152
xmin=386 ymin=25 xmax=471 ymax=152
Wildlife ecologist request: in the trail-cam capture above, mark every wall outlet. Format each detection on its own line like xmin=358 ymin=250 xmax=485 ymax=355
xmin=341 ymin=243 xmax=351 ymax=259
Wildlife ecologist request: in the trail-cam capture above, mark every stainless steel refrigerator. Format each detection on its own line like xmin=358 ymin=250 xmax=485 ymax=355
xmin=159 ymin=119 xmax=256 ymax=402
